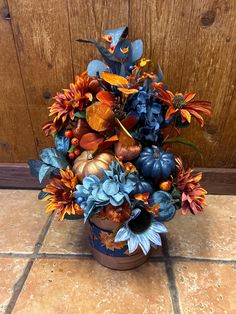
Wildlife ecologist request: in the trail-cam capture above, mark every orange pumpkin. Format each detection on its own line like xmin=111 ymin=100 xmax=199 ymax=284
xmin=115 ymin=141 xmax=142 ymax=161
xmin=73 ymin=150 xmax=115 ymax=182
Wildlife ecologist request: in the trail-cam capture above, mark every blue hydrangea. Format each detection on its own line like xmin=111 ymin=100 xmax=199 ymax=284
xmin=126 ymin=91 xmax=165 ymax=144
xmin=74 ymin=161 xmax=137 ymax=220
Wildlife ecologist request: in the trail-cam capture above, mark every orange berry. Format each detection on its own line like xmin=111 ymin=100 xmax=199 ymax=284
xmin=74 ymin=148 xmax=81 ymax=156
xmin=68 ymin=152 xmax=75 ymax=160
xmin=159 ymin=180 xmax=172 ymax=192
xmin=65 ymin=130 xmax=73 ymax=138
xmin=71 ymin=137 xmax=80 ymax=146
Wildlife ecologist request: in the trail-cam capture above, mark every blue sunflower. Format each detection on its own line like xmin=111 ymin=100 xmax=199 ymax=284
xmin=114 ymin=208 xmax=167 ymax=255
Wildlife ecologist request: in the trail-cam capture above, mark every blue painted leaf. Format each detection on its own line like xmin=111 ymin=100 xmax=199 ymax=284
xmin=87 ymin=60 xmax=107 ymax=77
xmin=38 ymin=164 xmax=55 ymax=183
xmin=74 ymin=111 xmax=86 ymax=119
xmin=103 ymin=26 xmax=128 ymax=46
xmin=55 ymin=131 xmax=70 ymax=154
xmin=39 ymin=148 xmax=68 ymax=169
xmin=131 ymin=39 xmax=143 ymax=63
xmin=38 ymin=190 xmax=49 ymax=200
xmin=155 ymin=65 xmax=164 ymax=82
xmin=28 ymin=159 xmax=44 ymax=177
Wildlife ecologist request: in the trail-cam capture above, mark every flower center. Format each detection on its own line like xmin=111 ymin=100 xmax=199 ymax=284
xmin=173 ymin=95 xmax=186 ymax=109
xmin=128 ymin=209 xmax=152 ymax=234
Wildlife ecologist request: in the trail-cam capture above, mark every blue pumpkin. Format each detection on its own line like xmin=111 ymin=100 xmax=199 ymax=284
xmin=135 ymin=146 xmax=176 ymax=181
xmin=150 ymin=191 xmax=176 ymax=221
xmin=130 ymin=177 xmax=153 ymax=196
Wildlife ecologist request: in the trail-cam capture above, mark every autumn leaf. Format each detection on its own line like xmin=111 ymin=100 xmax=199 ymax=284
xmin=118 ymin=87 xmax=138 ymax=95
xmin=95 ymin=135 xmax=119 ymax=154
xmin=96 ymin=90 xmax=115 ymax=107
xmin=86 ymin=102 xmax=115 ymax=132
xmin=116 ymin=118 xmax=135 ymax=146
xmin=101 ymin=72 xmax=128 ymax=87
xmin=80 ymin=133 xmax=104 ymax=150
xmin=121 ymin=115 xmax=138 ymax=130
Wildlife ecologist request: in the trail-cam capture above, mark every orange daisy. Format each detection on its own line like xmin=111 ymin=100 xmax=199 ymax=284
xmin=153 ymin=84 xmax=211 ymax=126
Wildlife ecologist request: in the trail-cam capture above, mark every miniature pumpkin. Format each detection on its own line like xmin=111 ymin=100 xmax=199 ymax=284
xmin=73 ymin=150 xmax=114 ymax=182
xmin=150 ymin=191 xmax=176 ymax=221
xmin=115 ymin=141 xmax=142 ymax=161
xmin=135 ymin=146 xmax=176 ymax=181
xmin=130 ymin=177 xmax=153 ymax=196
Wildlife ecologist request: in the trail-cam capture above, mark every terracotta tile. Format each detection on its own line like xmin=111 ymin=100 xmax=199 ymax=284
xmin=40 ymin=218 xmax=91 ymax=254
xmin=166 ymin=195 xmax=236 ymax=259
xmin=0 ymin=257 xmax=28 ymax=314
xmin=174 ymin=261 xmax=236 ymax=314
xmin=13 ymin=259 xmax=172 ymax=314
xmin=0 ymin=190 xmax=48 ymax=253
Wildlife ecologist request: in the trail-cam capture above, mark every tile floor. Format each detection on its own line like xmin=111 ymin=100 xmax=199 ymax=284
xmin=0 ymin=190 xmax=235 ymax=314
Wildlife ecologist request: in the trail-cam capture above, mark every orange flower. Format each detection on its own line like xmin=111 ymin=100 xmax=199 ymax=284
xmin=98 ymin=202 xmax=131 ymax=224
xmin=44 ymin=72 xmax=95 ymax=135
xmin=175 ymin=158 xmax=207 ymax=215
xmin=153 ymin=84 xmax=211 ymax=127
xmin=43 ymin=167 xmax=83 ymax=220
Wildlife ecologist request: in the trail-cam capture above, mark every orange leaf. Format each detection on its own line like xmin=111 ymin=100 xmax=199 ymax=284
xmin=115 ymin=118 xmax=135 ymax=146
xmin=80 ymin=133 xmax=104 ymax=150
xmin=96 ymin=90 xmax=115 ymax=107
xmin=101 ymin=72 xmax=128 ymax=87
xmin=86 ymin=102 xmax=115 ymax=132
xmin=118 ymin=88 xmax=138 ymax=95
xmin=121 ymin=115 xmax=138 ymax=130
xmin=95 ymin=135 xmax=119 ymax=153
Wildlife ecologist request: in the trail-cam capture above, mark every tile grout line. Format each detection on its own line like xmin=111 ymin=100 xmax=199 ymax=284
xmin=162 ymin=235 xmax=182 ymax=314
xmin=5 ymin=214 xmax=54 ymax=314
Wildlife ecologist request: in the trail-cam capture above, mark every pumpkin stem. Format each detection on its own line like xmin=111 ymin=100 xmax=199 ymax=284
xmin=87 ymin=151 xmax=94 ymax=160
xmin=152 ymin=145 xmax=160 ymax=158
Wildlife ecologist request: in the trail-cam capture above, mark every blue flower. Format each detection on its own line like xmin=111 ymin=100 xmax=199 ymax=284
xmin=126 ymin=91 xmax=165 ymax=144
xmin=74 ymin=161 xmax=136 ymax=220
xmin=114 ymin=207 xmax=167 ymax=255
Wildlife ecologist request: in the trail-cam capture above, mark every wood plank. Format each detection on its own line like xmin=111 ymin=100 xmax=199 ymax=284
xmin=0 ymin=163 xmax=235 ymax=195
xmin=0 ymin=0 xmax=37 ymax=162
xmin=177 ymin=0 xmax=236 ymax=167
xmin=67 ymin=0 xmax=129 ymax=74
xmin=128 ymin=0 xmax=193 ymax=92
xmin=7 ymin=0 xmax=74 ymax=153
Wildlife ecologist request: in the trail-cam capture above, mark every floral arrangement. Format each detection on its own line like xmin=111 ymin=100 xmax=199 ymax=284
xmin=29 ymin=26 xmax=211 ymax=257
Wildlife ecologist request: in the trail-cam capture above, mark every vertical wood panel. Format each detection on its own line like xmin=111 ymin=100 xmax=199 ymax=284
xmin=68 ymin=0 xmax=129 ymax=75
xmin=128 ymin=0 xmax=193 ymax=92
xmin=178 ymin=0 xmax=236 ymax=167
xmin=0 ymin=0 xmax=37 ymax=161
xmin=7 ymin=0 xmax=74 ymax=153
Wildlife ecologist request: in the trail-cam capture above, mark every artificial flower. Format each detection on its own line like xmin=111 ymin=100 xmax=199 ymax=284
xmin=114 ymin=207 xmax=167 ymax=255
xmin=43 ymin=167 xmax=83 ymax=220
xmin=175 ymin=158 xmax=207 ymax=214
xmin=45 ymin=72 xmax=94 ymax=135
xmin=153 ymin=84 xmax=211 ymax=127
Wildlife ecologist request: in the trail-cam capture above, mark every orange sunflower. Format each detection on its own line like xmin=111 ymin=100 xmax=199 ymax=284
xmin=43 ymin=72 xmax=96 ymax=136
xmin=175 ymin=158 xmax=207 ymax=215
xmin=43 ymin=167 xmax=83 ymax=221
xmin=153 ymin=84 xmax=211 ymax=127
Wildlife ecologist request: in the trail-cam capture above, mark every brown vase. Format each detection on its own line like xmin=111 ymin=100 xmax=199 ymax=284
xmin=89 ymin=216 xmax=150 ymax=270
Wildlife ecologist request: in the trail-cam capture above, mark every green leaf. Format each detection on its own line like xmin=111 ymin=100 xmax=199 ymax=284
xmin=74 ymin=111 xmax=86 ymax=119
xmin=68 ymin=145 xmax=75 ymax=153
xmin=162 ymin=137 xmax=202 ymax=156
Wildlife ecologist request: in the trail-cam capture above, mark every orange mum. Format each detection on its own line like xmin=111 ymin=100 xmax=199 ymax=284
xmin=153 ymin=84 xmax=211 ymax=126
xmin=43 ymin=167 xmax=83 ymax=220
xmin=175 ymin=158 xmax=207 ymax=215
xmin=43 ymin=72 xmax=95 ymax=135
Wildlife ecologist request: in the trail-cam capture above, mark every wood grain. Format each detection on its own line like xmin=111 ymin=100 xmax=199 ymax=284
xmin=68 ymin=0 xmax=129 ymax=74
xmin=7 ymin=0 xmax=74 ymax=153
xmin=0 ymin=0 xmax=37 ymax=161
xmin=0 ymin=0 xmax=235 ymax=167
xmin=128 ymin=0 xmax=193 ymax=92
xmin=177 ymin=0 xmax=236 ymax=167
